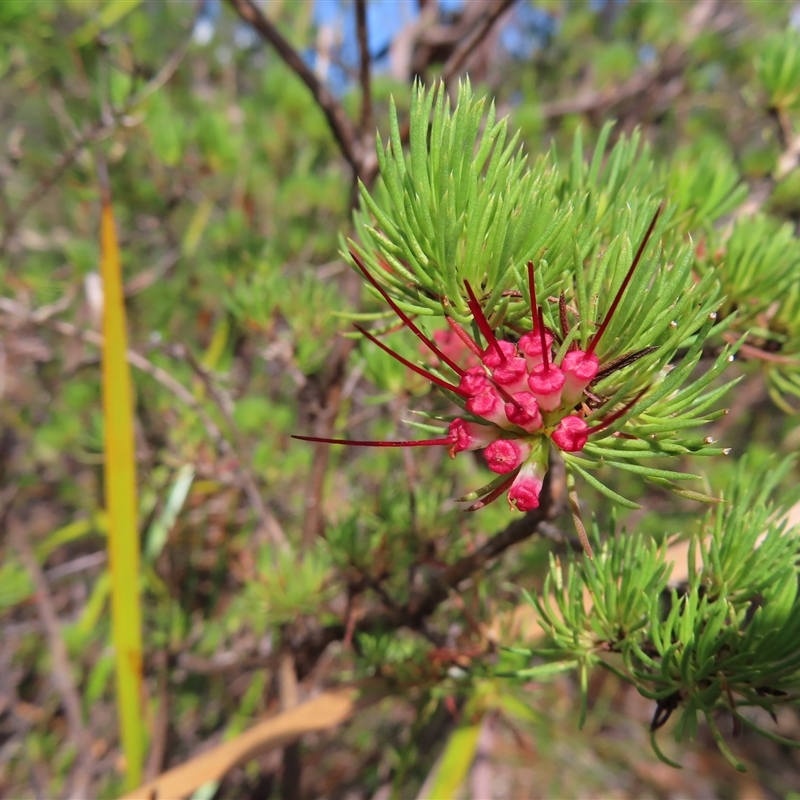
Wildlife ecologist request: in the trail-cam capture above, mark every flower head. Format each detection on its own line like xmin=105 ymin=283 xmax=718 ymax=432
xmin=484 ymin=439 xmax=531 ymax=474
xmin=293 ymin=203 xmax=732 ymax=522
xmin=448 ymin=418 xmax=501 ymax=455
xmin=551 ymin=414 xmax=589 ymax=452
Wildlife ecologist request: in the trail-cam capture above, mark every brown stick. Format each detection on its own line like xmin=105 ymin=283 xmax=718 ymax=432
xmin=355 ymin=0 xmax=373 ymax=137
xmin=225 ymin=0 xmax=364 ymax=177
xmin=404 ymin=456 xmax=566 ymax=626
xmin=441 ymin=0 xmax=517 ymax=84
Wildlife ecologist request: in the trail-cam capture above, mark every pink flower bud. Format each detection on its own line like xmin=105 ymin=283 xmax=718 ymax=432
xmin=466 ymin=387 xmax=508 ymax=426
xmin=484 ymin=439 xmax=531 ymax=474
xmin=518 ymin=330 xmax=554 ymax=370
xmin=482 ymin=340 xmax=517 ymax=369
xmin=459 ymin=365 xmax=491 ymax=396
xmin=447 ymin=418 xmax=501 ymax=455
xmin=504 ymin=392 xmax=543 ymax=432
xmin=551 ymin=414 xmax=589 ymax=452
xmin=560 ymin=350 xmax=599 ymax=406
xmin=507 ymin=461 xmax=545 ymax=511
xmin=527 ymin=365 xmax=566 ymax=411
xmin=491 ymin=355 xmax=529 ymax=393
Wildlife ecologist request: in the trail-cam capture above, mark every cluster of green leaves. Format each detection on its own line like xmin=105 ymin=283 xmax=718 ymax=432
xmin=508 ymin=457 xmax=800 ymax=770
xmin=352 ymin=81 xmax=743 ymax=506
xmin=695 ymin=214 xmax=800 ymax=410
xmin=756 ymin=29 xmax=800 ymax=112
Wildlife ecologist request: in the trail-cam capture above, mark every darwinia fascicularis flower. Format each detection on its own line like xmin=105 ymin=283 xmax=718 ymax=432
xmin=294 ymin=207 xmax=665 ymax=539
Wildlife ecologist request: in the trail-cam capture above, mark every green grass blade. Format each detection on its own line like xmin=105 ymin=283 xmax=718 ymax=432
xmin=426 ymin=720 xmax=483 ymax=799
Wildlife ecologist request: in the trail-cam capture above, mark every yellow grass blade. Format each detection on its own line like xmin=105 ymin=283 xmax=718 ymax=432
xmin=99 ymin=163 xmax=144 ymax=790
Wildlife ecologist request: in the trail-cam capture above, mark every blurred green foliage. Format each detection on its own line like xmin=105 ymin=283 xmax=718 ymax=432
xmin=2 ymin=1 xmax=800 ymax=798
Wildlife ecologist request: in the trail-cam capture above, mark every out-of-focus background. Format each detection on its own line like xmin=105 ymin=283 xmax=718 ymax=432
xmin=2 ymin=1 xmax=800 ymax=798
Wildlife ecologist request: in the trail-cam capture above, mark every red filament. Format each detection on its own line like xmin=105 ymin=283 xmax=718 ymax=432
xmin=291 ymin=435 xmax=453 ymax=447
xmin=354 ymin=324 xmax=469 ymax=398
xmin=538 ymin=308 xmax=550 ymax=372
xmin=587 ymin=204 xmax=663 ymax=357
xmin=351 ymin=250 xmax=466 ymax=376
xmin=464 ymin=279 xmax=505 ymax=363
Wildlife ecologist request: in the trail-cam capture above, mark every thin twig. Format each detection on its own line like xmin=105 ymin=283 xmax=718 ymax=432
xmin=278 ymin=653 xmax=301 ymax=799
xmin=441 ymin=0 xmax=517 ymax=84
xmin=0 ymin=297 xmax=222 ymax=442
xmin=143 ymin=650 xmax=170 ymax=783
xmin=45 ymin=551 xmax=107 ymax=581
xmin=550 ymin=59 xmax=684 ymax=121
xmin=722 ymin=331 xmax=800 ymax=367
xmin=301 ymin=336 xmax=356 ymax=546
xmin=567 ymin=470 xmax=593 ymax=559
xmin=225 ymin=0 xmax=363 ymax=177
xmin=124 ymin=248 xmax=181 ymax=297
xmin=355 ymin=0 xmax=373 ymax=137
xmin=0 ymin=116 xmax=108 ymax=250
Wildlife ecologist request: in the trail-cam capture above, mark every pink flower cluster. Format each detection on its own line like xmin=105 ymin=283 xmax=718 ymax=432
xmin=294 ymin=213 xmax=661 ymax=513
xmin=430 ymin=276 xmax=611 ymax=511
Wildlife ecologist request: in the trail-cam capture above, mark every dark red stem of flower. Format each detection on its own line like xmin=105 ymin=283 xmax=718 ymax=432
xmin=291 ymin=434 xmax=452 ymax=448
xmin=466 ymin=469 xmax=520 ymax=512
xmin=586 ymin=388 xmax=648 ymax=434
xmin=527 ymin=260 xmax=538 ymax=336
xmin=351 ymin=250 xmax=465 ymax=376
xmin=464 ymin=279 xmax=505 ymax=362
xmin=445 ymin=316 xmax=483 ymax=357
xmin=354 ymin=325 xmax=471 ymax=397
xmin=493 ymin=382 xmax=526 ymax=412
xmin=539 ymin=308 xmax=550 ymax=372
xmin=587 ymin=203 xmax=664 ymax=357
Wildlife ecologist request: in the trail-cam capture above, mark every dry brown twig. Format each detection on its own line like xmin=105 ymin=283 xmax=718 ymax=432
xmin=287 ymin=459 xmax=569 ymax=679
xmin=355 ymin=0 xmax=373 ymax=137
xmin=225 ymin=0 xmax=368 ymax=180
xmin=440 ymin=0 xmax=517 ymax=85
